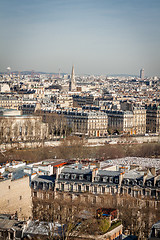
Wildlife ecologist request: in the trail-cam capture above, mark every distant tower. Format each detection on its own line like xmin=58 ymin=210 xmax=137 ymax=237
xmin=69 ymin=65 xmax=76 ymax=91
xmin=140 ymin=68 xmax=144 ymax=80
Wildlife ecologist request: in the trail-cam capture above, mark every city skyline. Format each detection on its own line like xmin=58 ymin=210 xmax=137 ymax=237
xmin=0 ymin=0 xmax=160 ymax=76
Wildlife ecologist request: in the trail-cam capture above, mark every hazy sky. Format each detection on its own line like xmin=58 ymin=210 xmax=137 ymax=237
xmin=0 ymin=0 xmax=160 ymax=76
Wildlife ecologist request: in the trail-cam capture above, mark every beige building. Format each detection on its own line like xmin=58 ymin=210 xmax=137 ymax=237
xmin=56 ymin=95 xmax=73 ymax=108
xmin=0 ymin=109 xmax=48 ymax=143
xmin=58 ymin=110 xmax=108 ymax=137
xmin=0 ymin=176 xmax=32 ymax=220
xmin=106 ymin=107 xmax=146 ymax=135
xmin=105 ymin=110 xmax=133 ymax=134
xmin=132 ymin=107 xmax=146 ymax=135
xmin=0 ymin=97 xmax=37 ymax=110
xmin=146 ymin=105 xmax=160 ymax=133
xmin=0 ymin=97 xmax=21 ymax=109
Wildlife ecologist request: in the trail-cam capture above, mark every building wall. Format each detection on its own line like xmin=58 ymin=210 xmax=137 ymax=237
xmin=0 ymin=115 xmax=48 ymax=143
xmin=0 ymin=176 xmax=32 ymax=220
xmin=146 ymin=109 xmax=160 ymax=133
xmin=133 ymin=108 xmax=146 ymax=135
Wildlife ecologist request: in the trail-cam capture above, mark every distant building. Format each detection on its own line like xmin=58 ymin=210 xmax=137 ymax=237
xmin=0 ymin=214 xmax=25 ymax=240
xmin=140 ymin=68 xmax=144 ymax=80
xmin=73 ymin=95 xmax=94 ymax=107
xmin=56 ymin=109 xmax=108 ymax=137
xmin=146 ymin=104 xmax=160 ymax=133
xmin=149 ymin=220 xmax=160 ymax=240
xmin=105 ymin=110 xmax=133 ymax=135
xmin=18 ymin=103 xmax=41 ymax=115
xmin=0 ymin=175 xmax=32 ymax=220
xmin=0 ymin=109 xmax=48 ymax=144
xmin=69 ymin=65 xmax=76 ymax=91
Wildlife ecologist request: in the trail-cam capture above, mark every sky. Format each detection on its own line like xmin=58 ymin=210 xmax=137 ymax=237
xmin=0 ymin=0 xmax=160 ymax=76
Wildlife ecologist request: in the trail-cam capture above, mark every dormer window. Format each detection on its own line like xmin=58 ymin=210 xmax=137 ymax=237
xmin=147 ymin=181 xmax=152 ymax=187
xmin=109 ymin=177 xmax=113 ymax=183
xmin=87 ymin=176 xmax=91 ymax=181
xmin=115 ymin=178 xmax=119 ymax=184
xmin=79 ymin=175 xmax=83 ymax=180
xmin=59 ymin=174 xmax=64 ymax=179
xmin=103 ymin=177 xmax=108 ymax=182
xmin=124 ymin=179 xmax=129 ymax=185
xmin=71 ymin=174 xmax=76 ymax=180
xmin=65 ymin=174 xmax=70 ymax=179
xmin=95 ymin=176 xmax=100 ymax=182
xmin=130 ymin=180 xmax=134 ymax=185
xmin=139 ymin=180 xmax=143 ymax=186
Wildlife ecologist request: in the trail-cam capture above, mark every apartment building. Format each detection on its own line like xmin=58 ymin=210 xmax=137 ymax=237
xmin=0 ymin=176 xmax=32 ymax=220
xmin=54 ymin=164 xmax=160 ymax=200
xmin=105 ymin=110 xmax=133 ymax=134
xmin=146 ymin=104 xmax=160 ymax=133
xmin=31 ymin=163 xmax=160 ymax=203
xmin=0 ymin=109 xmax=48 ymax=143
xmin=57 ymin=109 xmax=108 ymax=137
xmin=132 ymin=107 xmax=146 ymax=135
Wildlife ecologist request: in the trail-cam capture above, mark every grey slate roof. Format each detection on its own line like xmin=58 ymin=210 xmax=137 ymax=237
xmin=98 ymin=170 xmax=121 ymax=176
xmin=152 ymin=220 xmax=160 ymax=229
xmin=61 ymin=167 xmax=91 ymax=175
xmin=123 ymin=170 xmax=144 ymax=180
xmin=32 ymin=175 xmax=56 ymax=183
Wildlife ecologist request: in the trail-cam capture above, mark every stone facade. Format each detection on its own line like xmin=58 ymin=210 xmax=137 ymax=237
xmin=132 ymin=107 xmax=146 ymax=135
xmin=54 ymin=165 xmax=160 ymax=200
xmin=105 ymin=107 xmax=146 ymax=135
xmin=0 ymin=176 xmax=32 ymax=220
xmin=146 ymin=105 xmax=160 ymax=133
xmin=57 ymin=110 xmax=108 ymax=137
xmin=0 ymin=115 xmax=48 ymax=144
xmin=105 ymin=110 xmax=133 ymax=134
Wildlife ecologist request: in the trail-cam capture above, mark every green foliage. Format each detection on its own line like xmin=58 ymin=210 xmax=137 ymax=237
xmin=99 ymin=218 xmax=110 ymax=234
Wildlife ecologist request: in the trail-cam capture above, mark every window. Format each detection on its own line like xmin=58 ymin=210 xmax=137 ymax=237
xmin=71 ymin=174 xmax=76 ymax=180
xmin=139 ymin=180 xmax=143 ymax=186
xmin=25 ymin=126 xmax=28 ymax=135
xmin=147 ymin=181 xmax=152 ymax=187
xmin=65 ymin=174 xmax=70 ymax=179
xmin=109 ymin=177 xmax=113 ymax=183
xmin=8 ymin=186 xmax=10 ymax=189
xmin=19 ymin=126 xmax=22 ymax=136
xmin=79 ymin=175 xmax=83 ymax=180
xmin=94 ymin=186 xmax=97 ymax=193
xmin=34 ymin=192 xmax=37 ymax=197
xmin=61 ymin=184 xmax=64 ymax=191
xmin=86 ymin=186 xmax=89 ymax=191
xmin=115 ymin=178 xmax=119 ymax=184
xmin=103 ymin=177 xmax=108 ymax=182
xmin=87 ymin=176 xmax=91 ymax=181
xmin=78 ymin=185 xmax=81 ymax=192
xmin=20 ymin=196 xmax=22 ymax=200
xmin=124 ymin=179 xmax=129 ymax=185
xmin=95 ymin=176 xmax=100 ymax=182
xmin=59 ymin=174 xmax=64 ymax=179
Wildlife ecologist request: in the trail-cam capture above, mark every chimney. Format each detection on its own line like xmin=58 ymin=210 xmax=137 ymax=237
xmin=92 ymin=168 xmax=98 ymax=182
xmin=143 ymin=172 xmax=148 ymax=186
xmin=119 ymin=172 xmax=124 ymax=185
xmin=56 ymin=166 xmax=64 ymax=180
xmin=150 ymin=167 xmax=156 ymax=176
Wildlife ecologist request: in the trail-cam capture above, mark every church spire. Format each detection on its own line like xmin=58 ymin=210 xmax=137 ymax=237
xmin=69 ymin=65 xmax=76 ymax=91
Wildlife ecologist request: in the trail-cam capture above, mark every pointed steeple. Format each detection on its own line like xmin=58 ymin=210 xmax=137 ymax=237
xmin=69 ymin=65 xmax=76 ymax=91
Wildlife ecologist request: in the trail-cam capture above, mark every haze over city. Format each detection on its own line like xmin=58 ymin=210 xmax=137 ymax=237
xmin=0 ymin=0 xmax=160 ymax=76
